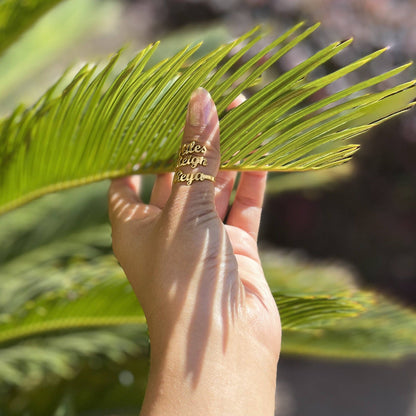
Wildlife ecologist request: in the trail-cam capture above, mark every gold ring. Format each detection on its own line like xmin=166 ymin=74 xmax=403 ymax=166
xmin=180 ymin=140 xmax=207 ymax=156
xmin=174 ymin=170 xmax=215 ymax=186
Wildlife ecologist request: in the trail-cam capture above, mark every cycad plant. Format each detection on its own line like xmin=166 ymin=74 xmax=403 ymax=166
xmin=1 ymin=1 xmax=416 ymax=415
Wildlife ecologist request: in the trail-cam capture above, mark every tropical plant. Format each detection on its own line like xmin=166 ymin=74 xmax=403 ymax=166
xmin=0 ymin=0 xmax=65 ymax=55
xmin=0 ymin=0 xmax=121 ymax=114
xmin=3 ymin=16 xmax=416 ymax=213
xmin=1 ymin=0 xmax=416 ymax=414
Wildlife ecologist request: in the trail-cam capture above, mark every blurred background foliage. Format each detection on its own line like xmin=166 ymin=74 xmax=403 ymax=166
xmin=0 ymin=0 xmax=415 ymax=415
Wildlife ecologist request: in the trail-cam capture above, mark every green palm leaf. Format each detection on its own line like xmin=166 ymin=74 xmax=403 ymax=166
xmin=262 ymin=251 xmax=416 ymax=359
xmin=0 ymin=329 xmax=150 ymax=416
xmin=0 ymin=24 xmax=415 ymax=214
xmin=282 ymin=296 xmax=416 ymax=359
xmin=0 ymin=0 xmax=122 ymax=114
xmin=265 ymin=165 xmax=353 ymax=195
xmin=0 ymin=254 xmax=364 ymax=344
xmin=0 ymin=327 xmax=146 ymax=389
xmin=0 ymin=0 xmax=65 ymax=55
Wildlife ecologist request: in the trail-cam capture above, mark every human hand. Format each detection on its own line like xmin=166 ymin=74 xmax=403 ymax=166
xmin=108 ymin=88 xmax=281 ymax=416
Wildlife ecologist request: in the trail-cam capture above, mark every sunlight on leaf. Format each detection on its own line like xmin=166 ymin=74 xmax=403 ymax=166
xmin=0 ymin=24 xmax=415 ymax=214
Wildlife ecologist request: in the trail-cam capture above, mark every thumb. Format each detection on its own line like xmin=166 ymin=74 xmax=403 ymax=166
xmin=108 ymin=176 xmax=141 ymax=225
xmin=168 ymin=87 xmax=220 ymax=214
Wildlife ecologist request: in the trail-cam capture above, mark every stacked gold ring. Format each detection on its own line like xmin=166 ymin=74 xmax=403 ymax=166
xmin=174 ymin=170 xmax=215 ymax=185
xmin=174 ymin=140 xmax=214 ymax=185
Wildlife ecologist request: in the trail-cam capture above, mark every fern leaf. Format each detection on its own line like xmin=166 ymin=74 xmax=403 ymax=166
xmin=262 ymin=250 xmax=416 ymax=359
xmin=282 ymin=295 xmax=416 ymax=359
xmin=0 ymin=254 xmax=363 ymax=344
xmin=0 ymin=25 xmax=415 ymax=214
xmin=0 ymin=327 xmax=146 ymax=389
xmin=274 ymin=294 xmax=363 ymax=329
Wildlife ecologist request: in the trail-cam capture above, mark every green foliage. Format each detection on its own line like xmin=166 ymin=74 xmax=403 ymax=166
xmin=1 ymin=10 xmax=416 ymax=413
xmin=0 ymin=0 xmax=65 ymax=55
xmin=266 ymin=165 xmax=353 ymax=195
xmin=0 ymin=328 xmax=146 ymax=390
xmin=1 ymin=24 xmax=415 ymax=214
xmin=282 ymin=297 xmax=416 ymax=359
xmin=263 ymin=251 xmax=416 ymax=359
xmin=0 ymin=329 xmax=149 ymax=416
xmin=0 ymin=257 xmax=144 ymax=344
xmin=0 ymin=0 xmax=122 ymax=114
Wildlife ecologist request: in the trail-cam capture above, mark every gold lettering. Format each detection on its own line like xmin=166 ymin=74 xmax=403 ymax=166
xmin=174 ymin=170 xmax=214 ymax=185
xmin=176 ymin=155 xmax=207 ymax=169
xmin=180 ymin=141 xmax=207 ymax=156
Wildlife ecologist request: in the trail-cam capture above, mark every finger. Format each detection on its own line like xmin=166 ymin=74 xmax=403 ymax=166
xmin=168 ymin=87 xmax=220 ymax=218
xmin=214 ymin=171 xmax=237 ymax=220
xmin=108 ymin=175 xmax=142 ymax=224
xmin=150 ymin=172 xmax=174 ymax=209
xmin=214 ymin=94 xmax=246 ymax=220
xmin=226 ymin=171 xmax=267 ymax=241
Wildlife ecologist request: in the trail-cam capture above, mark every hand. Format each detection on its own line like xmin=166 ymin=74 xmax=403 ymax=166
xmin=108 ymin=88 xmax=281 ymax=416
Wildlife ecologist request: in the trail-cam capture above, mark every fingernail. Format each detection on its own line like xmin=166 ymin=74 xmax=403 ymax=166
xmin=187 ymin=87 xmax=212 ymax=127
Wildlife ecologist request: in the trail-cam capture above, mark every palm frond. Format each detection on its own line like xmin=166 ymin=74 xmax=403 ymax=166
xmin=0 ymin=0 xmax=65 ymax=55
xmin=265 ymin=165 xmax=353 ymax=195
xmin=0 ymin=327 xmax=146 ymax=389
xmin=261 ymin=250 xmax=359 ymax=296
xmin=262 ymin=250 xmax=416 ymax=359
xmin=0 ymin=329 xmax=150 ymax=416
xmin=0 ymin=0 xmax=121 ymax=114
xmin=0 ymin=182 xmax=110 ymax=267
xmin=282 ymin=295 xmax=416 ymax=359
xmin=0 ymin=257 xmax=145 ymax=344
xmin=0 ymin=24 xmax=415 ymax=214
xmin=0 ymin=254 xmax=363 ymax=344
xmin=275 ymin=294 xmax=363 ymax=329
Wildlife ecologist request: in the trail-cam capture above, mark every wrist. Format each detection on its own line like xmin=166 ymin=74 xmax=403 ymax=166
xmin=140 ymin=326 xmax=278 ymax=416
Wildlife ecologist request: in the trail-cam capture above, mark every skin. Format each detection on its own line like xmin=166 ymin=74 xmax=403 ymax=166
xmin=108 ymin=88 xmax=281 ymax=416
